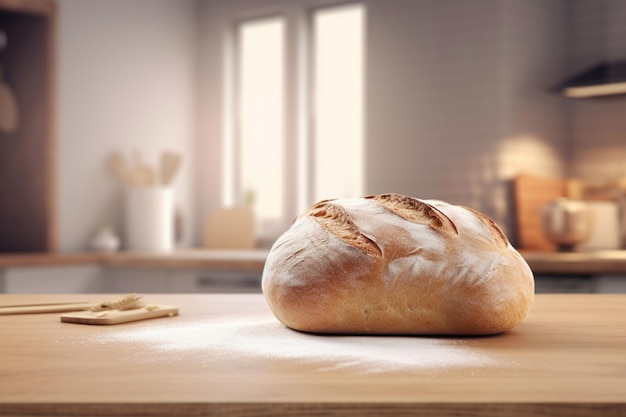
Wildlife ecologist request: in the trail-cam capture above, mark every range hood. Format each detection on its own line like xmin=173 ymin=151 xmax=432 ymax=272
xmin=561 ymin=61 xmax=626 ymax=98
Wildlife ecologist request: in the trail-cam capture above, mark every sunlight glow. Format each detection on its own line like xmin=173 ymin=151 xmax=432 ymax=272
xmin=238 ymin=18 xmax=285 ymax=220
xmin=313 ymin=4 xmax=365 ymax=202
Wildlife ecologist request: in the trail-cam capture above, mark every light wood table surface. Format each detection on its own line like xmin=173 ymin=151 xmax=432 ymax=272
xmin=0 ymin=294 xmax=624 ymax=417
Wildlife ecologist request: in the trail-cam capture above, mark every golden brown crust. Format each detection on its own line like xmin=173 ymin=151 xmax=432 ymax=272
xmin=306 ymin=202 xmax=382 ymax=257
xmin=262 ymin=194 xmax=534 ymax=336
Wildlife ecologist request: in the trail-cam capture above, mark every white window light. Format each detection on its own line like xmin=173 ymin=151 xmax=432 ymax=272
xmin=234 ymin=17 xmax=285 ymax=224
xmin=311 ymin=3 xmax=365 ymax=204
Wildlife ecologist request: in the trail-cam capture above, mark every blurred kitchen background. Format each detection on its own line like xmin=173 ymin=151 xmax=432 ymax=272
xmin=1 ymin=0 xmax=626 ymax=294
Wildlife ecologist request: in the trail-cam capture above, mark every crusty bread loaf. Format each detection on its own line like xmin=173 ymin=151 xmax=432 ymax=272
xmin=262 ymin=193 xmax=534 ymax=335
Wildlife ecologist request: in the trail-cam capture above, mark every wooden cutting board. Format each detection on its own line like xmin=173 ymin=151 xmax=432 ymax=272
xmin=513 ymin=174 xmax=566 ymax=251
xmin=61 ymin=305 xmax=179 ymax=325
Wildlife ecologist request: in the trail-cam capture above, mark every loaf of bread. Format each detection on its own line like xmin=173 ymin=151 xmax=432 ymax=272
xmin=262 ymin=193 xmax=534 ymax=335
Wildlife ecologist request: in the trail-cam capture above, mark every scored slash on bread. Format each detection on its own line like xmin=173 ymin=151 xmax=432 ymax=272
xmin=307 ymin=202 xmax=382 ymax=257
xmin=366 ymin=194 xmax=459 ymax=235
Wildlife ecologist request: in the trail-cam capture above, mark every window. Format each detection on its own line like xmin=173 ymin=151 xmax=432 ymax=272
xmin=237 ymin=18 xmax=285 ymax=223
xmin=312 ymin=4 xmax=365 ymax=203
xmin=225 ymin=3 xmax=365 ymax=236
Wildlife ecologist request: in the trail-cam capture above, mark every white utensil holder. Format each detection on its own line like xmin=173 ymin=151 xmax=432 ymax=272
xmin=125 ymin=187 xmax=173 ymax=252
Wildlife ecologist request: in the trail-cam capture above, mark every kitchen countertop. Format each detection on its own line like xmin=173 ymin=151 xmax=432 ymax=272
xmin=2 ymin=249 xmax=626 ymax=275
xmin=520 ymin=249 xmax=626 ymax=275
xmin=0 ymin=293 xmax=624 ymax=416
xmin=0 ymin=249 xmax=268 ymax=272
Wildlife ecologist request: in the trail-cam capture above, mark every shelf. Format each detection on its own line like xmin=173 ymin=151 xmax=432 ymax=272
xmin=0 ymin=249 xmax=269 ymax=272
xmin=520 ymin=250 xmax=626 ymax=275
xmin=0 ymin=0 xmax=57 ymax=252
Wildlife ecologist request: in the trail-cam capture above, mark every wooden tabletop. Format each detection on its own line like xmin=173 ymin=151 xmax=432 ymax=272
xmin=0 ymin=294 xmax=624 ymax=416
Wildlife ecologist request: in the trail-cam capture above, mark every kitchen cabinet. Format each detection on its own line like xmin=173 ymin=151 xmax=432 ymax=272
xmin=161 ymin=269 xmax=262 ymax=293
xmin=534 ymin=274 xmax=595 ymax=293
xmin=0 ymin=0 xmax=57 ymax=253
xmin=102 ymin=250 xmax=264 ymax=293
xmin=0 ymin=266 xmax=262 ymax=294
xmin=0 ymin=250 xmax=266 ymax=293
xmin=104 ymin=268 xmax=170 ymax=294
xmin=105 ymin=268 xmax=262 ymax=294
xmin=1 ymin=265 xmax=104 ymax=293
xmin=533 ymin=274 xmax=626 ymax=293
xmin=593 ymin=274 xmax=626 ymax=293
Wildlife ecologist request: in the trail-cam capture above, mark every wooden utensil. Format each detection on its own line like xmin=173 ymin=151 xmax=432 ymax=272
xmin=131 ymin=149 xmax=155 ymax=187
xmin=0 ymin=302 xmax=92 ymax=315
xmin=159 ymin=151 xmax=181 ymax=186
xmin=108 ymin=151 xmax=132 ymax=186
xmin=61 ymin=305 xmax=179 ymax=325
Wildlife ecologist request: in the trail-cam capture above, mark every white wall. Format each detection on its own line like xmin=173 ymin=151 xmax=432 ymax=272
xmin=366 ymin=0 xmax=567 ymax=238
xmin=56 ymin=0 xmax=197 ymax=252
xmin=567 ymin=0 xmax=626 ymax=182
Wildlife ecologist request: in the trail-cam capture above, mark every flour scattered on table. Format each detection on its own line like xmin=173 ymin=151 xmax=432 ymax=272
xmin=86 ymin=316 xmax=501 ymax=373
